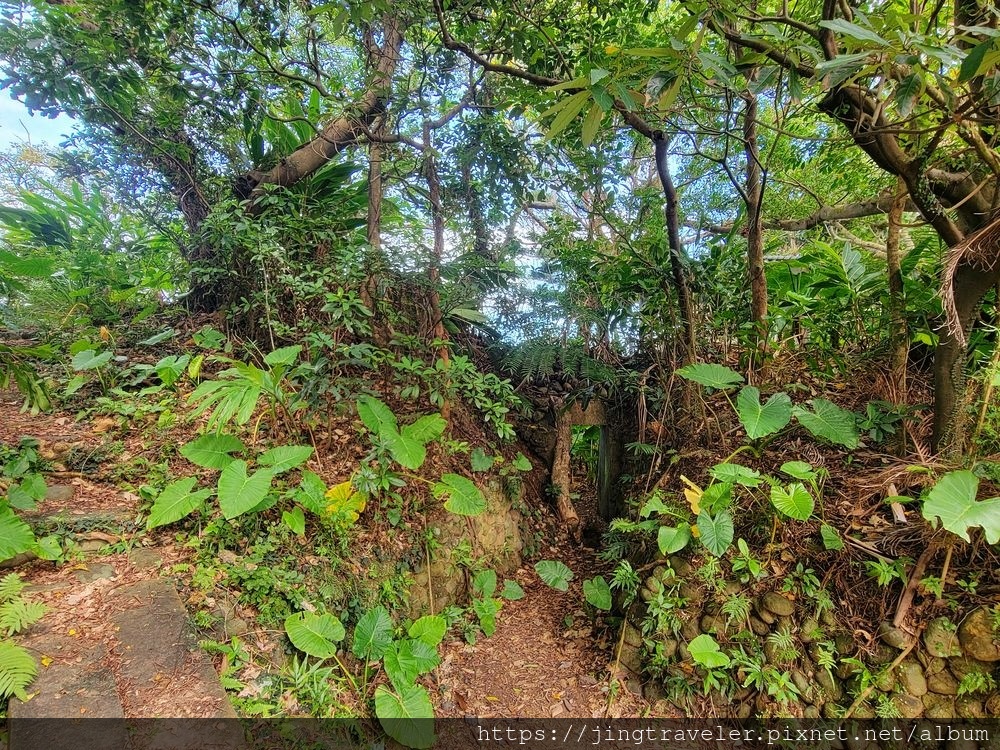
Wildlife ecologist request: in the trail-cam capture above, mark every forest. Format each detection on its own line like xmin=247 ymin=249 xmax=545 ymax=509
xmin=0 ymin=0 xmax=997 ymax=744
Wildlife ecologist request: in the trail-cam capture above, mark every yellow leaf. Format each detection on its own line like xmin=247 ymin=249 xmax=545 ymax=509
xmin=68 ymin=628 xmax=77 ymax=636
xmin=99 ymin=326 xmax=110 ymax=342
xmin=325 ymin=481 xmax=353 ymax=503
xmin=485 ymin=695 xmax=499 ymax=702
xmin=605 ymin=45 xmax=621 ymax=54
xmin=41 ymin=656 xmax=53 ymax=667
xmin=690 ymin=525 xmax=701 ymax=538
xmin=325 ymin=481 xmax=367 ymax=524
xmin=680 ymin=475 xmax=702 ymax=514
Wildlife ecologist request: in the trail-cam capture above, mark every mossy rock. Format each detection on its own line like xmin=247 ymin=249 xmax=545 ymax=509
xmin=958 ymin=607 xmax=1000 ymax=662
xmin=924 ymin=617 xmax=962 ymax=658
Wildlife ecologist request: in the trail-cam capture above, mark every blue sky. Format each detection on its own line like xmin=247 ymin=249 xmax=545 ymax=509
xmin=0 ymin=95 xmax=74 ymax=148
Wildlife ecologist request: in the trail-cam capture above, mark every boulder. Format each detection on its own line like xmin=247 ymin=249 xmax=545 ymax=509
xmin=957 ymin=607 xmax=1000 ymax=662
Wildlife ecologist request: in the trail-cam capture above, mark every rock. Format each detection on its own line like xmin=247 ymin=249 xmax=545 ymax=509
xmin=800 ymin=617 xmax=820 ymax=643
xmin=923 ymin=692 xmax=956 ymax=718
xmin=928 ymin=667 xmax=959 ymax=695
xmin=678 ymin=583 xmax=703 ymax=605
xmin=723 ymin=580 xmax=741 ymax=596
xmin=681 ymin=617 xmax=700 ymax=642
xmin=623 ymin=623 xmax=643 ymax=649
xmin=956 ymin=695 xmax=986 ymax=719
xmin=891 ymin=693 xmax=924 ymax=718
xmin=128 ymin=548 xmax=163 ymax=570
xmin=816 ymin=668 xmax=842 ymax=701
xmin=735 ymin=702 xmax=753 ymax=719
xmin=754 ymin=601 xmax=776 ymax=624
xmin=658 ymin=638 xmax=679 ymax=660
xmin=958 ymin=607 xmax=1000 ymax=662
xmin=897 ymin=659 xmax=927 ymax=696
xmin=44 ymin=484 xmax=76 ymax=503
xmin=668 ymin=556 xmax=692 ymax=577
xmin=851 ymin=702 xmax=876 ymax=718
xmin=73 ymin=562 xmax=116 ymax=583
xmin=925 ymin=617 xmax=962 ymax=658
xmin=874 ymin=669 xmax=895 ymax=693
xmin=77 ymin=540 xmax=106 ymax=554
xmin=803 ymin=705 xmax=821 ymax=719
xmin=869 ymin=644 xmax=898 ymax=665
xmin=986 ymin=692 xmax=1000 ymax=716
xmin=792 ymin=669 xmax=811 ymax=697
xmin=761 ymin=592 xmax=795 ymax=617
xmin=644 ymin=576 xmax=663 ymax=595
xmin=749 ymin=616 xmax=769 ymax=636
xmin=949 ymin=656 xmax=994 ymax=680
xmin=652 ymin=565 xmax=668 ymax=581
xmin=834 ymin=632 xmax=855 ymax=656
xmin=618 ymin=642 xmax=644 ymax=674
xmin=822 ymin=702 xmax=840 ymax=719
xmin=700 ymin=614 xmax=728 ymax=637
xmin=878 ymin=621 xmax=910 ymax=649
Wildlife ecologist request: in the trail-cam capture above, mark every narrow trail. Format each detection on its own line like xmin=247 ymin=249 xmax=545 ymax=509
xmin=0 ymin=390 xmax=239 ymax=737
xmin=435 ymin=531 xmax=649 ymax=719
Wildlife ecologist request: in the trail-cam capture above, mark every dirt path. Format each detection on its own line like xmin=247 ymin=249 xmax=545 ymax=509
xmin=435 ymin=542 xmax=649 ymax=719
xmin=0 ymin=391 xmax=237 ymax=729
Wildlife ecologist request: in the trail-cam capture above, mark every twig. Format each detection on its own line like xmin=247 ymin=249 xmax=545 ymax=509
xmin=893 ymin=544 xmax=935 ymax=627
xmin=843 ymin=631 xmax=920 ymax=718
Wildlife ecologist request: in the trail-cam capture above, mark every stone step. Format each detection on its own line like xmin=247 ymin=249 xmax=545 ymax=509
xmin=10 ymin=577 xmax=245 ymax=750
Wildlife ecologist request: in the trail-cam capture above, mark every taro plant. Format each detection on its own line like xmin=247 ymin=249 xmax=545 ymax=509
xmin=283 ymin=606 xmax=448 ymax=748
xmin=921 ymin=470 xmax=1000 ymax=545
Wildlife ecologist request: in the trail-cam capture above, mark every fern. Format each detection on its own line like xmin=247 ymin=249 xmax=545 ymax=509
xmin=0 ymin=573 xmax=26 ymax=603
xmin=502 ymin=337 xmax=616 ymax=383
xmin=0 ymin=599 xmax=46 ymax=636
xmin=0 ymin=641 xmax=37 ymax=701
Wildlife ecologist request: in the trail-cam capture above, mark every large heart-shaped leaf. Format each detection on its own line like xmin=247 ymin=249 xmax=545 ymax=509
xmin=433 ymin=474 xmax=486 ymax=516
xmin=709 ymin=462 xmax=761 ymax=488
xmin=736 ymin=386 xmax=792 ymax=439
xmin=923 ymin=470 xmax=1000 ymax=544
xmin=770 ymin=482 xmax=814 ymax=520
xmin=688 ymin=633 xmax=730 ymax=668
xmin=357 ymin=395 xmax=397 ymax=435
xmin=352 ymin=606 xmax=393 ymax=660
xmin=296 ymin=471 xmax=328 ymax=515
xmin=697 ymin=510 xmax=734 ymax=557
xmin=257 ymin=445 xmax=313 ymax=474
xmin=657 ymin=524 xmax=691 ymax=555
xmin=385 ymin=431 xmax=426 ymax=470
xmin=793 ymin=399 xmax=859 ymax=449
xmin=401 ymin=414 xmax=446 ymax=444
xmin=0 ymin=507 xmax=34 ymax=561
xmin=408 ymin=615 xmax=447 ymax=647
xmin=217 ymin=460 xmax=274 ymax=520
xmin=535 ymin=559 xmax=573 ymax=591
xmin=146 ymin=477 xmax=213 ymax=529
xmin=71 ymin=349 xmax=112 ymax=371
xmin=385 ymin=639 xmax=440 ymax=691
xmin=284 ymin=611 xmax=345 ymax=659
xmin=179 ymin=434 xmax=246 ymax=470
xmin=374 ymin=684 xmax=435 ymax=749
xmin=583 ymin=576 xmax=612 ymax=611
xmin=676 ymin=363 xmax=744 ymax=390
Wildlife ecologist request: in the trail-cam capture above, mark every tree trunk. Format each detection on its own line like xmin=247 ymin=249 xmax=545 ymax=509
xmin=653 ymin=133 xmax=697 ymax=364
xmin=551 ymin=407 xmax=581 ymax=541
xmin=742 ymin=87 xmax=768 ymax=365
xmin=423 ymin=123 xmax=452 ymax=419
xmin=886 ymin=177 xmax=908 ymax=453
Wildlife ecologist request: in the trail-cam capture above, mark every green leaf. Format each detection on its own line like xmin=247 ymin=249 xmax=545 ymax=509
xmin=818 ymin=18 xmax=889 ymax=45
xmin=179 ymin=434 xmax=246 ymax=470
xmin=385 ymin=431 xmax=426 ymax=470
xmin=408 ymin=615 xmax=447 ymax=647
xmin=139 ymin=328 xmax=175 ymax=346
xmin=736 ymin=386 xmax=792 ymax=439
xmin=146 ymin=477 xmax=213 ymax=530
xmin=257 ymin=445 xmax=313 ymax=474
xmin=217 ymin=460 xmax=274 ymax=520
xmin=374 ymin=683 xmax=435 ymax=749
xmin=696 ymin=510 xmax=734 ymax=557
xmin=657 ymin=524 xmax=691 ymax=555
xmin=895 ymin=72 xmax=922 ymax=116
xmin=793 ymin=399 xmax=859 ymax=449
xmin=296 ymin=471 xmax=327 ymax=515
xmin=384 ymin=639 xmax=439 ymax=691
xmin=583 ymin=576 xmax=612 ymax=610
xmin=71 ymin=349 xmax=112 ymax=371
xmin=922 ymin=471 xmax=1000 ymax=544
xmin=688 ymin=633 xmax=730 ymax=668
xmin=0 ymin=508 xmax=34 ymax=561
xmin=708 ymin=463 xmax=761 ymax=488
xmin=534 ymin=560 xmax=573 ymax=591
xmin=544 ymin=90 xmax=590 ymax=142
xmin=501 ymin=580 xmax=525 ymax=600
xmin=352 ymin=606 xmax=393 ymax=660
xmin=284 ymin=611 xmax=345 ymax=659
xmin=820 ymin=523 xmax=844 ymax=551
xmin=263 ymin=345 xmax=301 ymax=367
xmin=357 ymin=395 xmax=397 ymax=434
xmin=400 ymin=414 xmax=446 ymax=444
xmin=433 ymin=474 xmax=486 ymax=516
xmin=472 ymin=569 xmax=497 ymax=599
xmin=675 ymin=363 xmax=744 ymax=389
xmin=959 ymin=39 xmax=993 ymax=82
xmin=780 ymin=461 xmax=816 ymax=481
xmin=282 ymin=506 xmax=306 ymax=535
xmin=470 ymin=448 xmax=495 ymax=472
xmin=513 ymin=453 xmax=532 ymax=472
xmin=545 ymin=75 xmax=588 ymax=92
xmin=589 ymin=67 xmax=611 ymax=85
xmin=580 ymin=101 xmax=604 ymax=147
xmin=33 ymin=534 xmax=62 ymax=561
xmin=770 ymin=483 xmax=814 ymax=520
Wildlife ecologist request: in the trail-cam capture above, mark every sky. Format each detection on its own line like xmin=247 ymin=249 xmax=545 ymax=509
xmin=0 ymin=95 xmax=74 ymax=149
